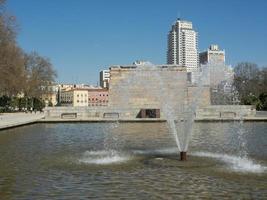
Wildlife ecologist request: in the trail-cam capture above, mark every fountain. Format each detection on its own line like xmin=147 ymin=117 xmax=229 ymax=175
xmin=107 ymin=59 xmax=248 ymax=163
xmin=108 ymin=61 xmax=213 ymax=161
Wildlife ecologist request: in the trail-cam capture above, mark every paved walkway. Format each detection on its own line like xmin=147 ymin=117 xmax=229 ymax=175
xmin=0 ymin=113 xmax=44 ymax=130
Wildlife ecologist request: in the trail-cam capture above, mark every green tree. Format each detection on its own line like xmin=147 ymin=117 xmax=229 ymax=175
xmin=258 ymin=93 xmax=267 ymax=111
xmin=18 ymin=97 xmax=27 ymax=111
xmin=10 ymin=97 xmax=19 ymax=110
xmin=259 ymin=67 xmax=267 ymax=93
xmin=33 ymin=97 xmax=45 ymax=111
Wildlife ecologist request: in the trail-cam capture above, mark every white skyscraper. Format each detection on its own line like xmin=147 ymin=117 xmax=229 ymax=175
xmin=167 ymin=19 xmax=198 ymax=72
xmin=99 ymin=69 xmax=110 ymax=88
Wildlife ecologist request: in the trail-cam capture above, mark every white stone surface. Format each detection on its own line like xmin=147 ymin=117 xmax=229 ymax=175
xmin=0 ymin=113 xmax=44 ymax=130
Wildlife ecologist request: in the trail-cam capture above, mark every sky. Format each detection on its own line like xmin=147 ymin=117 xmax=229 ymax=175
xmin=6 ymin=0 xmax=267 ymax=84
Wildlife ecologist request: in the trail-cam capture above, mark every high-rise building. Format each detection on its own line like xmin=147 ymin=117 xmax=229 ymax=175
xmin=199 ymin=44 xmax=225 ymax=65
xmin=167 ymin=18 xmax=198 ymax=72
xmin=99 ymin=70 xmax=110 ymax=89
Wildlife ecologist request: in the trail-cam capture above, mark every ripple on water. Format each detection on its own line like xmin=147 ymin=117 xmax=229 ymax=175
xmin=78 ymin=150 xmax=130 ymax=165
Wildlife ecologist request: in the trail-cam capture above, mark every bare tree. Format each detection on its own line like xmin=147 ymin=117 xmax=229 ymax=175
xmin=0 ymin=0 xmax=17 ymax=43
xmin=24 ymin=52 xmax=57 ymax=98
xmin=0 ymin=43 xmax=26 ymax=96
xmin=0 ymin=1 xmax=24 ymax=96
xmin=233 ymin=62 xmax=261 ymax=104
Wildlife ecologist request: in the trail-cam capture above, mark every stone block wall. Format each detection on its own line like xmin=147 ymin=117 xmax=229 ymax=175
xmin=187 ymin=85 xmax=211 ymax=108
xmin=108 ymin=66 xmax=188 ymax=118
xmin=196 ymin=105 xmax=256 ymax=119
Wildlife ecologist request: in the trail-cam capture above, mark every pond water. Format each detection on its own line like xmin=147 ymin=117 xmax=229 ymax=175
xmin=0 ymin=122 xmax=266 ymax=199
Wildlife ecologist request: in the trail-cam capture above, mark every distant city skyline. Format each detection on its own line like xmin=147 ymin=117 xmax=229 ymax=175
xmin=7 ymin=0 xmax=267 ymax=84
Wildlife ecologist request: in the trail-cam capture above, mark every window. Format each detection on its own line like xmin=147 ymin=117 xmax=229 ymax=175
xmin=77 ymin=100 xmax=79 ymax=103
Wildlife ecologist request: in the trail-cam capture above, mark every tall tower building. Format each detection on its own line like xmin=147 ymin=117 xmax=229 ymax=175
xmin=100 ymin=69 xmax=110 ymax=89
xmin=167 ymin=19 xmax=198 ymax=72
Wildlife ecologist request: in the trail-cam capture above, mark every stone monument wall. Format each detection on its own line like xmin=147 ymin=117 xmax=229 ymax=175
xmin=108 ymin=66 xmax=188 ymax=118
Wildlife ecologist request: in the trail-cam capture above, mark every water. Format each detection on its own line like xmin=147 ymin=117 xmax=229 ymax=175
xmin=0 ymin=122 xmax=267 ymax=199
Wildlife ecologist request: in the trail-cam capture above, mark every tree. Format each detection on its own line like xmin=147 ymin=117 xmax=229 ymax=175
xmin=233 ymin=62 xmax=261 ymax=104
xmin=0 ymin=95 xmax=11 ymax=112
xmin=258 ymin=93 xmax=267 ymax=111
xmin=0 ymin=0 xmax=25 ymax=96
xmin=24 ymin=52 xmax=57 ymax=98
xmin=0 ymin=43 xmax=26 ymax=96
xmin=0 ymin=1 xmax=57 ymax=112
xmin=33 ymin=97 xmax=45 ymax=111
xmin=259 ymin=67 xmax=267 ymax=93
xmin=0 ymin=0 xmax=17 ymax=43
xmin=233 ymin=63 xmax=267 ymax=110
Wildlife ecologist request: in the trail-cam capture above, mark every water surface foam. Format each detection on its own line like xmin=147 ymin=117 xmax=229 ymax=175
xmin=78 ymin=150 xmax=130 ymax=165
xmin=192 ymin=151 xmax=266 ymax=173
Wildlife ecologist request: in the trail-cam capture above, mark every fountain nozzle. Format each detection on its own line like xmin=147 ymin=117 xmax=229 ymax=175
xmin=180 ymin=151 xmax=187 ymax=161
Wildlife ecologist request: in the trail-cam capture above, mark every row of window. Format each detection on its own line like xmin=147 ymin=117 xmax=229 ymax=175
xmin=76 ymin=94 xmax=109 ymax=97
xmin=89 ymin=100 xmax=109 ymax=103
xmin=61 ymin=97 xmax=109 ymax=102
xmin=77 ymin=100 xmax=108 ymax=103
xmin=77 ymin=94 xmax=87 ymax=97
xmin=77 ymin=100 xmax=87 ymax=103
xmin=88 ymin=104 xmax=108 ymax=106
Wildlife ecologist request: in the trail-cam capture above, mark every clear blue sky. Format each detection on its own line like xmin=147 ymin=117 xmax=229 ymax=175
xmin=6 ymin=0 xmax=267 ymax=84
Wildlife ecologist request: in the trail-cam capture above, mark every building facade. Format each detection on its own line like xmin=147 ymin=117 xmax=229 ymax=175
xmin=100 ymin=70 xmax=110 ymax=89
xmin=167 ymin=18 xmax=198 ymax=72
xmin=199 ymin=44 xmax=225 ymax=65
xmin=41 ymin=84 xmax=59 ymax=106
xmin=88 ymin=89 xmax=109 ymax=106
xmin=59 ymin=87 xmax=109 ymax=107
xmin=60 ymin=89 xmax=88 ymax=107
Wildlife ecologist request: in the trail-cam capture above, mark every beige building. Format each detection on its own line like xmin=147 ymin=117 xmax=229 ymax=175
xmin=41 ymin=85 xmax=59 ymax=106
xmin=60 ymin=89 xmax=88 ymax=107
xmin=199 ymin=44 xmax=225 ymax=65
xmin=42 ymin=92 xmax=58 ymax=106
